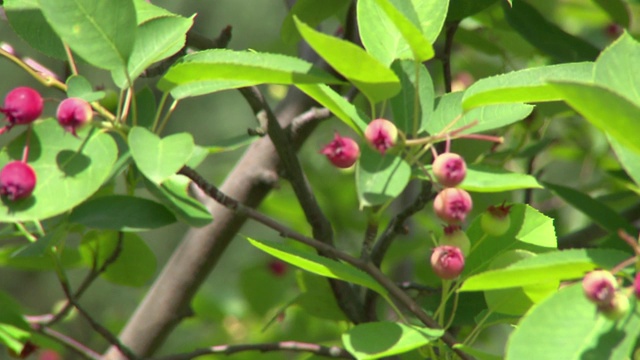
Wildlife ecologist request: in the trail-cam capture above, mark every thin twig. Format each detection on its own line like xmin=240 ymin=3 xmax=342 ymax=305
xmin=442 ymin=21 xmax=460 ymax=94
xmin=178 ymin=166 xmax=472 ymax=360
xmin=147 ymin=341 xmax=354 ymax=360
xmin=32 ymin=325 xmax=102 ymax=360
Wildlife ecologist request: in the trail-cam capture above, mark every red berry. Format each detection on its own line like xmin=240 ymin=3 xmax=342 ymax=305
xmin=582 ymin=270 xmax=617 ymax=306
xmin=364 ymin=119 xmax=397 ymax=155
xmin=432 ymin=152 xmax=467 ymax=187
xmin=268 ymin=260 xmax=287 ymax=277
xmin=431 ymin=245 xmax=465 ymax=280
xmin=433 ymin=188 xmax=473 ymax=224
xmin=56 ymin=97 xmax=93 ymax=136
xmin=439 ymin=225 xmax=470 ymax=255
xmin=1 ymin=87 xmax=43 ymax=127
xmin=320 ymin=132 xmax=360 ymax=168
xmin=0 ymin=161 xmax=37 ymax=201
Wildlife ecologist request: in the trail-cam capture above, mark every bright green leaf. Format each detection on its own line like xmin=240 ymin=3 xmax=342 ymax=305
xmin=342 ymin=322 xmax=443 ymax=359
xmin=356 ymin=147 xmax=411 ymax=208
xmin=0 ymin=120 xmax=118 ymax=222
xmin=39 ymin=0 xmax=137 ymax=70
xmin=297 ymin=84 xmax=369 ymax=135
xmin=390 ymin=60 xmax=434 ymax=135
xmin=133 ymin=0 xmax=177 ymax=23
xmin=128 ymin=127 xmax=194 ymax=184
xmin=144 ymin=175 xmax=212 ymax=227
xmin=608 ymin=135 xmax=640 ymax=188
xmin=594 ymin=32 xmax=640 ymax=106
xmin=69 ymin=195 xmax=176 ymax=231
xmin=66 ymin=75 xmax=105 ymax=102
xmin=294 ymin=17 xmax=401 ymax=103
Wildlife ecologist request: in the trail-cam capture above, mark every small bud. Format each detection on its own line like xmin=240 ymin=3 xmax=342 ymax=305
xmin=480 ymin=203 xmax=512 ymax=236
xmin=1 ymin=86 xmax=43 ymax=127
xmin=439 ymin=225 xmax=470 ymax=256
xmin=433 ymin=188 xmax=473 ymax=224
xmin=365 ymin=118 xmax=397 ymax=154
xmin=432 ymin=152 xmax=467 ymax=187
xmin=0 ymin=161 xmax=37 ymax=201
xmin=320 ymin=132 xmax=360 ymax=168
xmin=431 ymin=245 xmax=465 ymax=280
xmin=600 ymin=292 xmax=630 ymax=321
xmin=582 ymin=270 xmax=617 ymax=306
xmin=56 ymin=98 xmax=93 ymax=136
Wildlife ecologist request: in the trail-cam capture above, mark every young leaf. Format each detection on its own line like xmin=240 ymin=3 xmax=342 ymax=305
xmin=342 ymin=322 xmax=443 ymax=359
xmin=144 ymin=175 xmax=213 ymax=227
xmin=39 ymin=0 xmax=137 ymax=70
xmin=128 ymin=127 xmax=194 ymax=185
xmin=389 ymin=60 xmax=434 ymax=135
xmin=356 ymin=146 xmax=411 ymax=208
xmin=462 ymin=62 xmax=594 ymax=110
xmin=294 ymin=16 xmax=401 ymax=103
xmin=0 ymin=120 xmax=118 ymax=222
xmin=296 ymin=84 xmax=370 ymax=135
xmin=158 ymin=49 xmax=341 ymax=98
xmin=69 ymin=195 xmax=176 ymax=231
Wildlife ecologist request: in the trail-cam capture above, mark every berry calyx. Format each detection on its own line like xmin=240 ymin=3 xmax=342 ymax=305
xmin=439 ymin=224 xmax=470 ymax=256
xmin=432 ymin=152 xmax=467 ymax=187
xmin=433 ymin=188 xmax=473 ymax=224
xmin=480 ymin=203 xmax=512 ymax=236
xmin=0 ymin=161 xmax=37 ymax=201
xmin=320 ymin=132 xmax=360 ymax=168
xmin=56 ymin=97 xmax=93 ymax=136
xmin=431 ymin=245 xmax=465 ymax=280
xmin=364 ymin=118 xmax=397 ymax=155
xmin=1 ymin=87 xmax=43 ymax=131
xmin=582 ymin=270 xmax=617 ymax=306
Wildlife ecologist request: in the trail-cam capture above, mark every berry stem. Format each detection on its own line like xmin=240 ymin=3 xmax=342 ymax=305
xmin=0 ymin=47 xmax=66 ymax=90
xmin=22 ymin=125 xmax=33 ymax=162
xmin=156 ymin=99 xmax=180 ymax=135
xmin=63 ymin=43 xmax=79 ymax=75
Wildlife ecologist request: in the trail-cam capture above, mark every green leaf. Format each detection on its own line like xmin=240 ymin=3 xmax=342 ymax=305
xmin=446 ymin=0 xmax=498 ymax=21
xmin=129 ymin=87 xmax=157 ymax=129
xmin=506 ymin=284 xmax=640 ymax=360
xmin=548 ymin=81 xmax=640 ymax=156
xmin=246 ymin=237 xmax=388 ymax=297
xmin=356 ymin=147 xmax=411 ymax=208
xmin=240 ymin=262 xmax=293 ymax=316
xmin=0 ymin=292 xmax=30 ymax=330
xmin=294 ymin=17 xmax=401 ymax=103
xmin=0 ymin=245 xmax=82 ymax=270
xmin=144 ymin=175 xmax=212 ymax=227
xmin=461 ymin=164 xmax=542 ymax=192
xmin=158 ymin=49 xmax=341 ymax=98
xmin=4 ymin=0 xmax=66 ymax=59
xmin=0 ymin=120 xmax=118 ymax=222
xmin=427 ymin=91 xmax=533 ymax=135
xmin=452 ymin=344 xmax=502 ymax=360
xmin=68 ymin=195 xmax=176 ymax=231
xmin=280 ymin=0 xmax=351 ymax=44
xmin=294 ymin=271 xmax=347 ymax=321
xmin=133 ymin=0 xmax=177 ymax=23
xmin=0 ymin=324 xmax=30 ymax=354
xmin=342 ymin=322 xmax=443 ymax=360
xmin=205 ymin=134 xmax=258 ymax=155
xmin=460 ymin=248 xmax=629 ymax=291
xmin=357 ymin=0 xmax=438 ymax=65
xmin=66 ymin=75 xmax=105 ymax=102
xmin=112 ymin=14 xmax=194 ymax=88
xmin=11 ymin=223 xmax=66 ymax=258
xmin=39 ymin=0 xmax=137 ymax=70
xmin=296 ymin=84 xmax=369 ymax=135
xmin=608 ymin=135 xmax=640 ymax=188
xmin=593 ymin=32 xmax=640 ymax=106
xmin=543 ymin=181 xmax=635 ymax=234
xmin=389 ymin=60 xmax=434 ymax=135
xmin=128 ymin=127 xmax=194 ymax=184
xmin=79 ymin=231 xmax=156 ymax=287
xmin=462 ymin=62 xmax=594 ymax=110
xmin=502 ymin=1 xmax=600 ymax=62
xmin=592 ymin=0 xmax=630 ymax=28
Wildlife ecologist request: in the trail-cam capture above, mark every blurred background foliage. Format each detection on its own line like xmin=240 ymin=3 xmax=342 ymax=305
xmin=1 ymin=0 xmax=640 ymax=358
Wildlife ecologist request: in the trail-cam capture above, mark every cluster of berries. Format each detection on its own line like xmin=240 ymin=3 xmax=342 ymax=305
xmin=0 ymin=86 xmax=93 ymax=202
xmin=582 ymin=270 xmax=639 ymax=320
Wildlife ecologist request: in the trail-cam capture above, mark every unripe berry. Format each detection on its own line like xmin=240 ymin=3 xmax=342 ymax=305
xmin=582 ymin=270 xmax=617 ymax=306
xmin=1 ymin=86 xmax=43 ymax=127
xmin=431 ymin=245 xmax=465 ymax=280
xmin=438 ymin=225 xmax=470 ymax=256
xmin=56 ymin=97 xmax=93 ymax=136
xmin=432 ymin=152 xmax=466 ymax=187
xmin=364 ymin=118 xmax=397 ymax=155
xmin=320 ymin=132 xmax=360 ymax=168
xmin=433 ymin=188 xmax=473 ymax=224
xmin=600 ymin=292 xmax=630 ymax=321
xmin=0 ymin=161 xmax=37 ymax=201
xmin=480 ymin=203 xmax=512 ymax=236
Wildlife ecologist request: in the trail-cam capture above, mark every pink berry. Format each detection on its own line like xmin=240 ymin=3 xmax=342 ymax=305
xmin=433 ymin=188 xmax=473 ymax=224
xmin=432 ymin=152 xmax=467 ymax=187
xmin=582 ymin=270 xmax=617 ymax=306
xmin=635 ymin=272 xmax=640 ymax=300
xmin=0 ymin=161 xmax=37 ymax=201
xmin=439 ymin=224 xmax=470 ymax=256
xmin=1 ymin=86 xmax=43 ymax=127
xmin=431 ymin=245 xmax=465 ymax=280
xmin=320 ymin=132 xmax=360 ymax=168
xmin=56 ymin=98 xmax=93 ymax=136
xmin=364 ymin=118 xmax=397 ymax=155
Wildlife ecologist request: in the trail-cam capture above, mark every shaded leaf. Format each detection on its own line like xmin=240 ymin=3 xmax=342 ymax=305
xmin=342 ymin=322 xmax=443 ymax=359
xmin=129 ymin=127 xmax=194 ymax=184
xmin=356 ymin=147 xmax=411 ymax=208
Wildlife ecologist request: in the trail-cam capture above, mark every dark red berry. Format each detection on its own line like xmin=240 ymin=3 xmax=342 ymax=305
xmin=268 ymin=260 xmax=287 ymax=277
xmin=56 ymin=97 xmax=93 ymax=136
xmin=0 ymin=161 xmax=37 ymax=201
xmin=1 ymin=87 xmax=43 ymax=127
